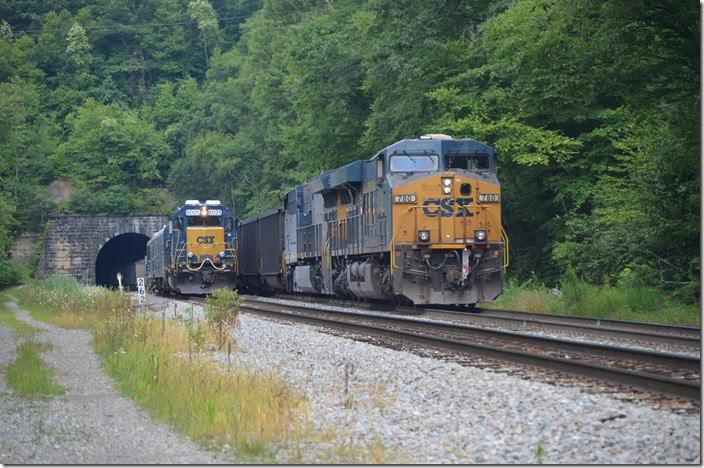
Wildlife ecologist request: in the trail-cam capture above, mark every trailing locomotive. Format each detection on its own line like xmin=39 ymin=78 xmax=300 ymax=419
xmin=238 ymin=134 xmax=508 ymax=306
xmin=145 ymin=200 xmax=238 ymax=294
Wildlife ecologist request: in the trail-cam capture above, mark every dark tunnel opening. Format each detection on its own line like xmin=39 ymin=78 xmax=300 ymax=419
xmin=95 ymin=233 xmax=150 ymax=290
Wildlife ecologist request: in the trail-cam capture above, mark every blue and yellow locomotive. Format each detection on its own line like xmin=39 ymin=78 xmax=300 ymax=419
xmin=145 ymin=200 xmax=238 ymax=294
xmin=238 ymin=134 xmax=508 ymax=306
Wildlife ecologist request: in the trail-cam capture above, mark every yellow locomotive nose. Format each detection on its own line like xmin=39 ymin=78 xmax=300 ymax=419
xmin=186 ymin=227 xmax=225 ymax=259
xmin=391 ymin=173 xmax=501 ymax=247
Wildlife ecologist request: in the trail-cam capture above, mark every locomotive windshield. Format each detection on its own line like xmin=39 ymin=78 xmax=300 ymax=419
xmin=445 ymin=153 xmax=493 ymax=172
xmin=187 ymin=216 xmax=221 ymax=226
xmin=390 ymin=153 xmax=439 ymax=173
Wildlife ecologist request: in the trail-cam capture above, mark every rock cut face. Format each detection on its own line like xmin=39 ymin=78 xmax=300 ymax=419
xmin=10 ymin=232 xmax=38 ymax=264
xmin=47 ymin=179 xmax=74 ymax=203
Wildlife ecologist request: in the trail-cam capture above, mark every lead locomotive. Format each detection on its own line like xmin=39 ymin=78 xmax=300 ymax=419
xmin=145 ymin=200 xmax=238 ymax=294
xmin=238 ymin=134 xmax=507 ymax=306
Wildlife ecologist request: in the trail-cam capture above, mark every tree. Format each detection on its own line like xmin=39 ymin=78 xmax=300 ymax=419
xmin=54 ymin=98 xmax=168 ymax=192
xmin=188 ymin=0 xmax=219 ymax=66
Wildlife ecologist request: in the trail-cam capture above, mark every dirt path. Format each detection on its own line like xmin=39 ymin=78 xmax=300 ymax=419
xmin=0 ymin=300 xmax=230 ymax=464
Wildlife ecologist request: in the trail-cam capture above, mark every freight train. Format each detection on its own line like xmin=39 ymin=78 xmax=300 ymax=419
xmin=237 ymin=134 xmax=508 ymax=306
xmin=145 ymin=200 xmax=238 ymax=294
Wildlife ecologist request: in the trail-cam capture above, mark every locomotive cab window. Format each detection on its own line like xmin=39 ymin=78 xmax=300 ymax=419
xmin=224 ymin=217 xmax=234 ymax=232
xmin=340 ymin=190 xmax=352 ymax=205
xmin=445 ymin=153 xmax=493 ymax=172
xmin=187 ymin=216 xmax=221 ymax=226
xmin=286 ymin=192 xmax=297 ymax=215
xmin=390 ymin=153 xmax=439 ymax=173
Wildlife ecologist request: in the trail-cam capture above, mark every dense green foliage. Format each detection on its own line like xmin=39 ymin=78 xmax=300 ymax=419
xmin=487 ymin=275 xmax=700 ymax=326
xmin=0 ymin=0 xmax=699 ymax=299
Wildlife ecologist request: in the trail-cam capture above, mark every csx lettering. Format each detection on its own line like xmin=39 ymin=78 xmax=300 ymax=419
xmin=422 ymin=198 xmax=473 ymax=218
xmin=196 ymin=236 xmax=215 ymax=245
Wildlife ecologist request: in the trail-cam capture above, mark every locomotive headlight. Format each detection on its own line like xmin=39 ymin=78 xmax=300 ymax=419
xmin=218 ymin=251 xmax=225 ymax=258
xmin=187 ymin=251 xmax=194 ymax=258
xmin=418 ymin=230 xmax=431 ymax=243
xmin=474 ymin=230 xmax=487 ymax=242
xmin=442 ymin=178 xmax=452 ymax=194
xmin=200 ymin=207 xmax=208 ymax=217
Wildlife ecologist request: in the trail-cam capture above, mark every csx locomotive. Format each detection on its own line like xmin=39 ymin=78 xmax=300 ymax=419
xmin=238 ymin=134 xmax=508 ymax=306
xmin=145 ymin=200 xmax=238 ymax=294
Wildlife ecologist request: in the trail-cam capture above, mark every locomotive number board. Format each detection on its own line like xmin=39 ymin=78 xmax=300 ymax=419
xmin=185 ymin=208 xmax=223 ymax=216
xmin=394 ymin=194 xmax=417 ymax=203
xmin=478 ymin=193 xmax=500 ymax=203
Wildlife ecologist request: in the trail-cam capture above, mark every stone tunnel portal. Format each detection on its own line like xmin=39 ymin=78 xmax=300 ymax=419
xmin=95 ymin=233 xmax=150 ymax=289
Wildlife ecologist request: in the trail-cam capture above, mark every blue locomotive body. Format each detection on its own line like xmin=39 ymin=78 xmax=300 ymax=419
xmin=237 ymin=134 xmax=507 ymax=306
xmin=146 ymin=200 xmax=238 ymax=295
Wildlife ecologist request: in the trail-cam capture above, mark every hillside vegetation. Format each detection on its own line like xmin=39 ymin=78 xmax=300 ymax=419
xmin=0 ymin=0 xmax=699 ymax=305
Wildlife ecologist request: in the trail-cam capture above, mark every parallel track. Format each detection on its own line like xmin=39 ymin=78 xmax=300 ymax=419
xmin=240 ymin=296 xmax=700 ymax=401
xmin=271 ymin=293 xmax=700 ymax=349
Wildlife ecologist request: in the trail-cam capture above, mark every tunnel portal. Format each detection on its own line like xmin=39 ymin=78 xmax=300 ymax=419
xmin=95 ymin=233 xmax=150 ymax=289
xmin=36 ymin=215 xmax=168 ymax=285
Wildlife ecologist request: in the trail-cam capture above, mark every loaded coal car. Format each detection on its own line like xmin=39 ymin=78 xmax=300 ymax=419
xmin=240 ymin=134 xmax=508 ymax=306
xmin=236 ymin=208 xmax=286 ymax=293
xmin=145 ymin=200 xmax=238 ymax=294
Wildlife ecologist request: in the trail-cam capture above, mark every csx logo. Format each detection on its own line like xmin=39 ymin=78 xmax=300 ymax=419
xmin=196 ymin=236 xmax=215 ymax=245
xmin=423 ymin=198 xmax=474 ymax=218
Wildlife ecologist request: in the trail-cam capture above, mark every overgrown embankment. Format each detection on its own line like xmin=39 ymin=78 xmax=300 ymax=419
xmin=12 ymin=277 xmax=307 ymax=461
xmin=0 ymin=300 xmax=65 ymax=398
xmin=485 ymin=275 xmax=700 ymax=327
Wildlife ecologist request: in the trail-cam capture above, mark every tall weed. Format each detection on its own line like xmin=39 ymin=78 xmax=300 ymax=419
xmin=204 ymin=288 xmax=244 ymax=350
xmin=486 ymin=275 xmax=700 ymax=326
xmin=16 ymin=278 xmax=307 ymax=458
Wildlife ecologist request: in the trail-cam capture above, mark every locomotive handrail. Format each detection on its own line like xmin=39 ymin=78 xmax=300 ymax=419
xmin=501 ymin=226 xmax=510 ymax=270
xmin=173 ymin=241 xmax=237 ymax=273
xmin=389 ymin=205 xmax=420 ymax=275
xmin=390 ymin=202 xmax=507 ymax=274
xmin=185 ymin=257 xmax=229 ymax=272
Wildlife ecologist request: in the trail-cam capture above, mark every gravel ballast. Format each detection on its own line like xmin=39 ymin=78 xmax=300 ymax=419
xmin=148 ymin=296 xmax=701 ymax=464
xmin=0 ymin=300 xmax=229 ymax=464
xmin=2 ymin=294 xmax=700 ymax=464
xmin=249 ymin=296 xmax=701 ymax=358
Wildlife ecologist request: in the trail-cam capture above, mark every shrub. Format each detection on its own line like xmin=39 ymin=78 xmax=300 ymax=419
xmin=0 ymin=260 xmax=27 ymax=288
xmin=204 ymin=288 xmax=244 ymax=350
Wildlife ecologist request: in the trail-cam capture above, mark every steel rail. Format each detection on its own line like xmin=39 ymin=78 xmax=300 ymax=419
xmin=244 ymin=299 xmax=699 ymax=370
xmin=271 ymin=293 xmax=700 ymax=346
xmin=240 ymin=300 xmax=700 ymax=401
xmin=471 ymin=307 xmax=701 ymax=338
xmin=417 ymin=307 xmax=701 ymax=348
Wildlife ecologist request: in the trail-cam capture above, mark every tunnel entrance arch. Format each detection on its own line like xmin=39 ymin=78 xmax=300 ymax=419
xmin=95 ymin=233 xmax=150 ymax=289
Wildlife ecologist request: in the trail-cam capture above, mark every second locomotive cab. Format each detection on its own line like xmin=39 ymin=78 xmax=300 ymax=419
xmin=146 ymin=200 xmax=238 ymax=294
xmin=238 ymin=134 xmax=508 ymax=306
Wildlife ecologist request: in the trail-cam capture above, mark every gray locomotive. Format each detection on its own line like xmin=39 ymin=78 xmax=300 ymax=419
xmin=237 ymin=135 xmax=508 ymax=306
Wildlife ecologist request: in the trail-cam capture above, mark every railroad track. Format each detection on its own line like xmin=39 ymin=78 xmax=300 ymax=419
xmin=270 ymin=293 xmax=700 ymax=350
xmin=240 ymin=296 xmax=700 ymax=401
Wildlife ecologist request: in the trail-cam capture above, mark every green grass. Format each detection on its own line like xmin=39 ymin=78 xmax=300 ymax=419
xmin=483 ymin=277 xmax=701 ymax=327
xmin=15 ymin=277 xmax=311 ymax=461
xmin=95 ymin=315 xmax=306 ymax=457
xmin=10 ymin=278 xmax=407 ymax=462
xmin=0 ymin=300 xmax=36 ymax=337
xmin=5 ymin=340 xmax=65 ymax=397
xmin=0 ymin=292 xmax=65 ymax=398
